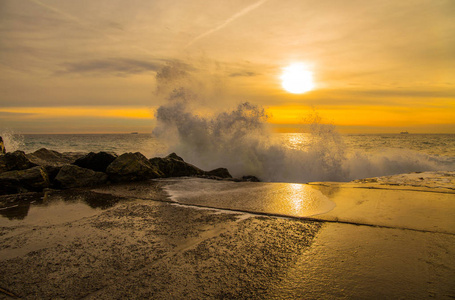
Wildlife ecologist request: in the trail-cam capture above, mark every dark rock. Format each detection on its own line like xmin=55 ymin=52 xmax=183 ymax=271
xmin=106 ymin=152 xmax=163 ymax=182
xmin=205 ymin=168 xmax=232 ymax=179
xmin=149 ymin=154 xmax=204 ymax=178
xmin=150 ymin=153 xmax=232 ymax=179
xmin=27 ymin=148 xmax=78 ymax=167
xmin=61 ymin=152 xmax=87 ymax=163
xmin=73 ymin=152 xmax=117 ymax=172
xmin=166 ymin=152 xmax=184 ymax=162
xmin=0 ymin=136 xmax=5 ymax=155
xmin=242 ymin=175 xmax=261 ymax=182
xmin=148 ymin=157 xmax=166 ymax=171
xmin=43 ymin=165 xmax=62 ymax=186
xmin=54 ymin=165 xmax=108 ymax=189
xmin=0 ymin=166 xmax=50 ymax=195
xmin=0 ymin=150 xmax=37 ymax=173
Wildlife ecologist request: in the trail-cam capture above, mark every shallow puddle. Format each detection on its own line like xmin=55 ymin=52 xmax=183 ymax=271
xmin=0 ymin=190 xmax=127 ymax=227
xmin=162 ymin=178 xmax=336 ymax=217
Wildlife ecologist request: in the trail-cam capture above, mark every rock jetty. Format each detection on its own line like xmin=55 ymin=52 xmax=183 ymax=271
xmin=0 ymin=144 xmax=258 ymax=195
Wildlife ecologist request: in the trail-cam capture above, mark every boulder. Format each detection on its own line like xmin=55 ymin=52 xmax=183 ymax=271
xmin=0 ymin=150 xmax=37 ymax=173
xmin=106 ymin=152 xmax=163 ymax=182
xmin=61 ymin=152 xmax=87 ymax=163
xmin=0 ymin=136 xmax=5 ymax=155
xmin=0 ymin=166 xmax=50 ymax=195
xmin=43 ymin=165 xmax=62 ymax=185
xmin=205 ymin=168 xmax=232 ymax=179
xmin=27 ymin=148 xmax=79 ymax=167
xmin=54 ymin=165 xmax=108 ymax=189
xmin=241 ymin=175 xmax=261 ymax=182
xmin=166 ymin=152 xmax=184 ymax=161
xmin=149 ymin=153 xmax=204 ymax=177
xmin=73 ymin=151 xmax=117 ymax=172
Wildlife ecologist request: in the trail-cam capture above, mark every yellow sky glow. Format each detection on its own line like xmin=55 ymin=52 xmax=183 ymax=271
xmin=266 ymin=105 xmax=455 ymax=127
xmin=0 ymin=107 xmax=154 ymax=119
xmin=0 ymin=0 xmax=453 ymax=133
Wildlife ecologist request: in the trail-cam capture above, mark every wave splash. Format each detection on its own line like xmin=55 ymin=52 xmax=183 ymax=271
xmin=0 ymin=129 xmax=24 ymax=153
xmin=152 ymin=63 xmax=453 ymax=182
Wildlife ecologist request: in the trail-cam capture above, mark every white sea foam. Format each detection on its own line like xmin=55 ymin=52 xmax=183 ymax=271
xmin=359 ymin=171 xmax=455 ymax=190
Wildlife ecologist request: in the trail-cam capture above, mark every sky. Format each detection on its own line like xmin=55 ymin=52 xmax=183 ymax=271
xmin=0 ymin=0 xmax=454 ymax=134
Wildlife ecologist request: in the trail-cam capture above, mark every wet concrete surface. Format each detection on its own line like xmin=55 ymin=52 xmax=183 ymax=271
xmin=1 ymin=179 xmax=454 ymax=299
xmin=270 ymin=223 xmax=455 ymax=299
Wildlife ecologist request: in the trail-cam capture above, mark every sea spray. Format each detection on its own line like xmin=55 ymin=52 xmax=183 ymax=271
xmin=0 ymin=129 xmax=24 ymax=152
xmin=152 ymin=63 xmax=455 ymax=182
xmin=345 ymin=148 xmax=453 ymax=180
xmin=152 ymin=62 xmax=349 ymax=182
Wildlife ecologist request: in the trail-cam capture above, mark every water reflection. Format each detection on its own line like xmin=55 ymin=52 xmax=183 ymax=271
xmin=274 ymin=133 xmax=311 ymax=150
xmin=0 ymin=203 xmax=31 ymax=220
xmin=283 ymin=183 xmax=336 ymax=216
xmin=308 ymin=183 xmax=342 ymax=198
xmin=0 ymin=190 xmax=127 ymax=224
xmin=289 ymin=184 xmax=304 ymax=212
xmin=0 ymin=193 xmax=42 ymax=220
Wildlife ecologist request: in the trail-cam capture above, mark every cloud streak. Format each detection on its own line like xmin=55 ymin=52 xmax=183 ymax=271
xmin=185 ymin=0 xmax=268 ymax=49
xmin=229 ymin=71 xmax=258 ymax=77
xmin=57 ymin=58 xmax=165 ymax=76
xmin=27 ymin=0 xmax=83 ymax=25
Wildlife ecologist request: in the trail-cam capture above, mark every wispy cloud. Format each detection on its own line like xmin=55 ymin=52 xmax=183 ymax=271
xmin=57 ymin=58 xmax=165 ymax=76
xmin=185 ymin=0 xmax=268 ymax=49
xmin=229 ymin=71 xmax=258 ymax=77
xmin=27 ymin=0 xmax=88 ymax=28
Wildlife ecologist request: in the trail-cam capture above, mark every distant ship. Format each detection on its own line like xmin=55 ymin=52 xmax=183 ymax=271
xmin=400 ymin=131 xmax=409 ymax=134
xmin=130 ymin=132 xmax=139 ymax=134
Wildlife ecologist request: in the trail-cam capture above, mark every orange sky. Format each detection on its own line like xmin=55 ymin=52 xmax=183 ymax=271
xmin=0 ymin=0 xmax=454 ymax=133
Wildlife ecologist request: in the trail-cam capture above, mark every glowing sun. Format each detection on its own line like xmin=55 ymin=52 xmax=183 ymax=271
xmin=280 ymin=63 xmax=315 ymax=94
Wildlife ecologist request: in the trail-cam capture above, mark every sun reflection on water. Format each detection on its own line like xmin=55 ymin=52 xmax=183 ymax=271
xmin=285 ymin=183 xmax=335 ymax=216
xmin=274 ymin=133 xmax=311 ymax=150
xmin=289 ymin=183 xmax=304 ymax=212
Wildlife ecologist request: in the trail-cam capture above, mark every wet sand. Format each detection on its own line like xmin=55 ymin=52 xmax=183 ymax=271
xmin=1 ymin=179 xmax=454 ymax=299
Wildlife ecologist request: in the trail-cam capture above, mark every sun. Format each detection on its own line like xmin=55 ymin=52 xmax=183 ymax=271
xmin=280 ymin=63 xmax=315 ymax=94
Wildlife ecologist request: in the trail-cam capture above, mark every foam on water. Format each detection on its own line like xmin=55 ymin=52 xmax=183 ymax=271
xmin=359 ymin=171 xmax=455 ymax=190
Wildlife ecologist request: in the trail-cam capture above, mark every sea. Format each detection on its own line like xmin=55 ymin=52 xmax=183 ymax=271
xmin=2 ymin=132 xmax=455 ymax=183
